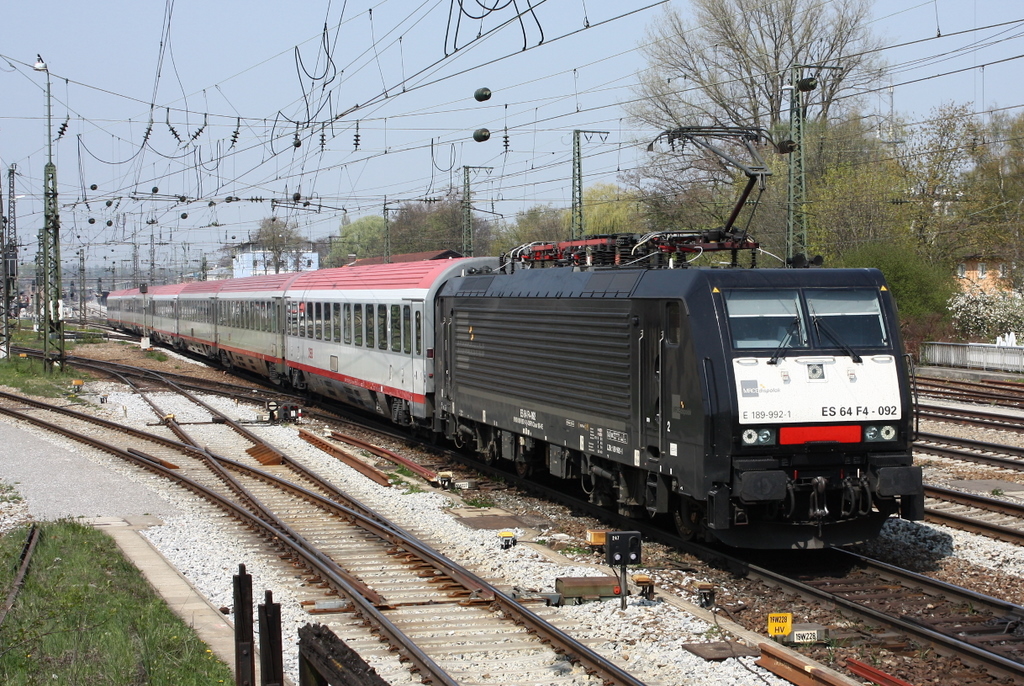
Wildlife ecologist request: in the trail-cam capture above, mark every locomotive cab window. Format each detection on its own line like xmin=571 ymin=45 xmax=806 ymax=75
xmin=724 ymin=290 xmax=807 ymax=350
xmin=805 ymin=289 xmax=887 ymax=348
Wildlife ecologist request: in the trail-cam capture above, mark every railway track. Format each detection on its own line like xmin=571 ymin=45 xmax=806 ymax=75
xmin=914 ymin=431 xmax=1024 ymax=472
xmin=19 ymin=350 xmax=1024 ymax=686
xmin=916 ymin=376 xmax=1024 ymax=407
xmin=924 ymin=484 xmax=1024 ymax=546
xmin=0 ymin=388 xmax=648 ymax=686
xmin=917 ymin=402 xmax=1024 ymax=434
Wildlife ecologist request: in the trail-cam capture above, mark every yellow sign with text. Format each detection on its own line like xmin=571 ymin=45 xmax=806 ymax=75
xmin=767 ymin=612 xmax=792 ymax=636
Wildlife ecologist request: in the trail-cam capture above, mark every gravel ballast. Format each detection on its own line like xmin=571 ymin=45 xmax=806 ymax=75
xmin=4 ymin=373 xmax=1024 ymax=684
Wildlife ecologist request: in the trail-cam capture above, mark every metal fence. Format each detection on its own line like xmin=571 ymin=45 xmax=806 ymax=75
xmin=920 ymin=342 xmax=1024 ymax=373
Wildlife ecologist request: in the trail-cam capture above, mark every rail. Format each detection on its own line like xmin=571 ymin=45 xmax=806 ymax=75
xmin=921 ymin=341 xmax=1024 ymax=373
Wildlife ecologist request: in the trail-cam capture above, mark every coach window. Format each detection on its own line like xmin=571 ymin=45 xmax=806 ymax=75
xmin=415 ymin=311 xmax=422 ymax=355
xmin=391 ymin=305 xmax=401 ymax=351
xmin=353 ymin=304 xmax=363 ymax=346
xmin=365 ymin=305 xmax=374 ymax=347
xmin=331 ymin=303 xmax=340 ymax=342
xmin=298 ymin=302 xmax=306 ymax=337
xmin=343 ymin=303 xmax=352 ymax=344
xmin=315 ymin=302 xmax=324 ymax=340
xmin=402 ymin=306 xmax=411 ymax=353
xmin=378 ymin=305 xmax=388 ymax=350
xmin=305 ymin=301 xmax=314 ymax=338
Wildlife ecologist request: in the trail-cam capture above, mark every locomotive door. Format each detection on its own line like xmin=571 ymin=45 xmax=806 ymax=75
xmin=639 ymin=305 xmax=663 ymax=460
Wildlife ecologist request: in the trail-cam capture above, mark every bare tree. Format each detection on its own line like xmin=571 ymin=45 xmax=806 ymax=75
xmin=254 ymin=216 xmax=304 ymax=273
xmin=628 ymin=0 xmax=884 ymax=135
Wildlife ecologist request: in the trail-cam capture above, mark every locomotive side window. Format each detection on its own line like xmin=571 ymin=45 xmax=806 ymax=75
xmin=724 ymin=290 xmax=807 ymax=349
xmin=805 ymin=289 xmax=887 ymax=347
xmin=354 ymin=305 xmax=363 ymax=346
xmin=365 ymin=305 xmax=375 ymax=347
xmin=665 ymin=302 xmax=681 ymax=345
xmin=343 ymin=303 xmax=352 ymax=344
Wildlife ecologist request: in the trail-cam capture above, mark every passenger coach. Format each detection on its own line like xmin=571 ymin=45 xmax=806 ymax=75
xmin=107 ymin=258 xmax=498 ymax=423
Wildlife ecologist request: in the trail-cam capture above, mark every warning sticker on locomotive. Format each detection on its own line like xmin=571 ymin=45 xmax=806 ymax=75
xmin=733 ymin=355 xmax=902 ymax=425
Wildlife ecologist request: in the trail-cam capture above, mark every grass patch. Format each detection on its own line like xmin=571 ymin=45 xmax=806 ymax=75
xmin=463 ymin=494 xmax=495 ymax=508
xmin=144 ymin=350 xmax=169 ymax=362
xmin=0 ymin=357 xmax=94 ymax=398
xmin=0 ymin=521 xmax=233 ymax=685
xmin=0 ymin=481 xmax=23 ymax=505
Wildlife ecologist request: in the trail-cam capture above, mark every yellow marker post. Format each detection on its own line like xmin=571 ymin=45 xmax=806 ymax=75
xmin=767 ymin=612 xmax=792 ymax=637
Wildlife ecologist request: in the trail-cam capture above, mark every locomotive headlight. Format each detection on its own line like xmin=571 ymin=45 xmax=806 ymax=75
xmin=742 ymin=428 xmax=775 ymax=446
xmin=864 ymin=424 xmax=898 ymax=442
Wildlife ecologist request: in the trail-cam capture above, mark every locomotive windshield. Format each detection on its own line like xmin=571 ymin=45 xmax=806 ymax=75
xmin=805 ymin=289 xmax=887 ymax=347
xmin=724 ymin=287 xmax=887 ymax=351
xmin=724 ymin=290 xmax=808 ymax=350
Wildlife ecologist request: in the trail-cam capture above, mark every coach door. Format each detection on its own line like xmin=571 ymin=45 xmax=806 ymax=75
xmin=408 ymin=300 xmax=426 ymax=401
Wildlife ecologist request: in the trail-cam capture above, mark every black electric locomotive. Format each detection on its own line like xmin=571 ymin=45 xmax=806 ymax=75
xmin=435 ymin=253 xmax=922 ymax=549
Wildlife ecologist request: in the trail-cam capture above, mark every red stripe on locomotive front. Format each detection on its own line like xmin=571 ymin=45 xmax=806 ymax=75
xmin=779 ymin=425 xmax=860 ymax=445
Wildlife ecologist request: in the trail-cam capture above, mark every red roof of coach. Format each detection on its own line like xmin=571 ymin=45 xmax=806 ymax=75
xmin=288 ymin=259 xmax=471 ymax=292
xmin=108 ymin=259 xmax=473 ymax=298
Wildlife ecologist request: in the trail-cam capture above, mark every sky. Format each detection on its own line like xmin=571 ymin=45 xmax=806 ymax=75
xmin=0 ymin=0 xmax=1021 ymax=288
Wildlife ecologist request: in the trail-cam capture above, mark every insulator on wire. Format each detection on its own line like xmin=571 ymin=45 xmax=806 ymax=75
xmin=354 ymin=121 xmax=360 ymax=150
xmin=230 ymin=118 xmax=240 ymax=148
xmin=57 ymin=117 xmax=69 ymax=139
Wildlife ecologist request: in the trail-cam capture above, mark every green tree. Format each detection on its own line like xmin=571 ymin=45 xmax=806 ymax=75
xmin=582 ymin=183 xmax=643 ymax=235
xmin=835 ymin=239 xmax=957 ymax=352
xmin=329 ymin=214 xmax=385 ymax=263
xmin=895 ymin=103 xmax=980 ymax=260
xmin=492 ymin=205 xmax=567 ymax=255
xmin=960 ymin=110 xmax=1024 ymax=286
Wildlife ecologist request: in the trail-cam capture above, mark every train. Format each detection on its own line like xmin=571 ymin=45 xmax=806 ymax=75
xmin=107 ymin=233 xmax=924 ymax=549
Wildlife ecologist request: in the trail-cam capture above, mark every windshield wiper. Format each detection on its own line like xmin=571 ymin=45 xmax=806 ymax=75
xmin=768 ymin=317 xmax=800 ymax=365
xmin=812 ymin=314 xmax=862 ymax=363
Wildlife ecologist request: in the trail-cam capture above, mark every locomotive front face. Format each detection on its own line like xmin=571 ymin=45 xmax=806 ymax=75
xmin=712 ymin=281 xmax=922 ymax=548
